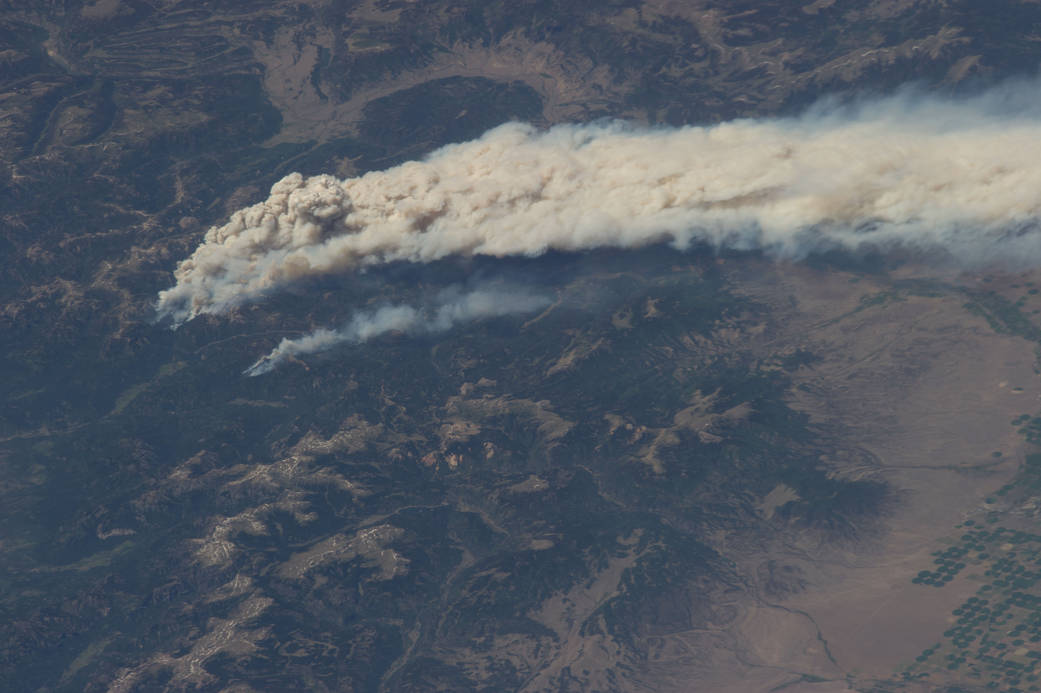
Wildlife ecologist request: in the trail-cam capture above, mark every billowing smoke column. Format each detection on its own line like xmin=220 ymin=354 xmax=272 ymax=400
xmin=243 ymin=284 xmax=550 ymax=376
xmin=158 ymin=80 xmax=1041 ymax=327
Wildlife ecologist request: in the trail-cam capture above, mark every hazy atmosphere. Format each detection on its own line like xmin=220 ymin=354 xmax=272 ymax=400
xmin=7 ymin=2 xmax=1041 ymax=692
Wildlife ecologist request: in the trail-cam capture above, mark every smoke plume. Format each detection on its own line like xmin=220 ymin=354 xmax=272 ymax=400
xmin=244 ymin=284 xmax=549 ymax=376
xmin=158 ymin=80 xmax=1041 ymax=326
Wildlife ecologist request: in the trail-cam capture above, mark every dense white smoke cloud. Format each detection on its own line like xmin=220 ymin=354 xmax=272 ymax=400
xmin=243 ymin=284 xmax=549 ymax=376
xmin=158 ymin=80 xmax=1041 ymax=327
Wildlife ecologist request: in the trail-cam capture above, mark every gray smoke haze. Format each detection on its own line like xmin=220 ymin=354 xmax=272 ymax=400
xmin=158 ymin=79 xmax=1041 ymax=326
xmin=244 ymin=284 xmax=550 ymax=376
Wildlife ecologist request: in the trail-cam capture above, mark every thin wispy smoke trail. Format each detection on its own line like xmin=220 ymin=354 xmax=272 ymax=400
xmin=158 ymin=80 xmax=1041 ymax=327
xmin=243 ymin=284 xmax=550 ymax=376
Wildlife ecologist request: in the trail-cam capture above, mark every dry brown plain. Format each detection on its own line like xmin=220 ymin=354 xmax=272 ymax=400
xmin=670 ymin=262 xmax=1041 ymax=691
